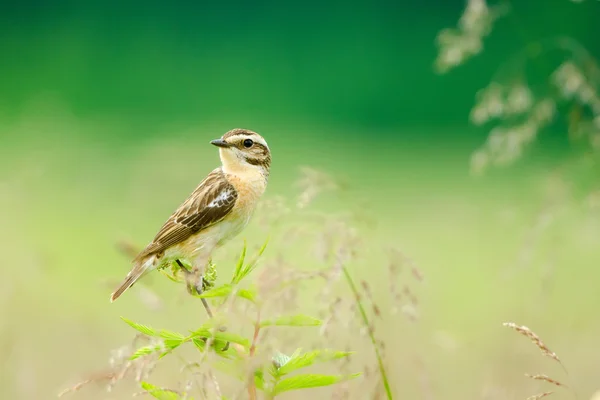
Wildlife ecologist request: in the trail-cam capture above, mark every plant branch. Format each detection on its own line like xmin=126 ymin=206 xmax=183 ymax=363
xmin=247 ymin=307 xmax=262 ymax=400
xmin=342 ymin=265 xmax=393 ymax=400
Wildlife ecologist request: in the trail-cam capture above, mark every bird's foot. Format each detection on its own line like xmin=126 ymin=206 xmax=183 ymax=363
xmin=176 ymin=259 xmax=228 ymax=350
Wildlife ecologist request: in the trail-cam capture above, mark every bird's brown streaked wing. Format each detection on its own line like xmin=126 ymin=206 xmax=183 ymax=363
xmin=134 ymin=168 xmax=237 ymax=262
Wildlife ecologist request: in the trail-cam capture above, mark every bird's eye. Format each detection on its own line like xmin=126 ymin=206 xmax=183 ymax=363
xmin=243 ymin=139 xmax=254 ymax=148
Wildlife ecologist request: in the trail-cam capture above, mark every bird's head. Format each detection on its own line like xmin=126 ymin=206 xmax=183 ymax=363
xmin=211 ymin=128 xmax=271 ymax=177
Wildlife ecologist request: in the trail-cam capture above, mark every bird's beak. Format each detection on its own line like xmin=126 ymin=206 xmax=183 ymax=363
xmin=210 ymin=139 xmax=231 ymax=148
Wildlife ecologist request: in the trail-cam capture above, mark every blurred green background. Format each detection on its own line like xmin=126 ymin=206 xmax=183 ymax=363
xmin=1 ymin=0 xmax=600 ymax=398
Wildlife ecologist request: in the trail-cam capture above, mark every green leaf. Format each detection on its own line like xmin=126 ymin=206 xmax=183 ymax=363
xmin=158 ymin=330 xmax=185 ymax=341
xmin=272 ymin=352 xmax=292 ymax=370
xmin=277 ymin=350 xmax=353 ymax=376
xmin=256 ymin=236 xmax=269 ymax=257
xmin=130 ymin=345 xmax=162 ymax=360
xmin=192 ymin=337 xmax=206 ymax=351
xmin=158 ymin=350 xmax=174 ymax=359
xmin=189 ymin=328 xmax=250 ymax=350
xmin=273 ymin=373 xmax=360 ymax=395
xmin=187 ymin=320 xmax=218 ymax=339
xmin=237 ymin=288 xmax=257 ymax=303
xmin=197 ymin=284 xmax=233 ymax=299
xmin=260 ymin=314 xmax=322 ymax=328
xmin=254 ymin=369 xmax=265 ymax=391
xmin=121 ymin=317 xmax=157 ymax=336
xmin=188 ymin=326 xmax=211 ymax=338
xmin=140 ymin=382 xmax=183 ymax=400
xmin=238 ymin=238 xmax=269 ymax=282
xmin=232 ymin=238 xmax=269 ymax=284
xmin=231 ymin=242 xmax=248 ymax=284
xmin=194 ymin=283 xmax=256 ymax=303
xmin=212 ymin=331 xmax=250 ymax=348
xmin=164 ymin=339 xmax=184 ymax=349
xmin=210 ymin=339 xmax=230 ymax=353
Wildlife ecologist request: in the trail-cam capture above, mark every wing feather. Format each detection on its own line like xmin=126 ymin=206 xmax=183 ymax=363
xmin=133 ymin=168 xmax=237 ymax=262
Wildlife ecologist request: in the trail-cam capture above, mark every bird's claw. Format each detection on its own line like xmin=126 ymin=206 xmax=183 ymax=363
xmin=176 ymin=258 xmax=229 ymax=351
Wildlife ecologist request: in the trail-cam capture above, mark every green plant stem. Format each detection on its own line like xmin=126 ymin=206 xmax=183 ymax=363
xmin=342 ymin=266 xmax=393 ymax=400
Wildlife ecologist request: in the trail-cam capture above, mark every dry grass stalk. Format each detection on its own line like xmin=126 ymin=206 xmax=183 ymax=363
xmin=133 ymin=388 xmax=184 ymax=397
xmin=411 ymin=266 xmax=424 ymax=282
xmin=319 ymin=296 xmax=342 ymax=337
xmin=387 ymin=248 xmax=423 ymax=320
xmin=388 ymin=252 xmax=402 ymax=315
xmin=295 ymin=166 xmax=338 ymax=209
xmin=526 ymin=392 xmax=554 ymax=400
xmin=403 ymin=285 xmax=419 ymax=306
xmin=525 ymin=374 xmax=566 ymax=387
xmin=361 ymin=280 xmax=382 ymax=318
xmin=502 ymin=322 xmax=562 ymax=364
xmin=58 ymin=334 xmax=160 ymax=397
xmin=58 ymin=372 xmax=116 ymax=398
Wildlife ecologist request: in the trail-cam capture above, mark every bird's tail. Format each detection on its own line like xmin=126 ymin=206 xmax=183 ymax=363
xmin=110 ymin=255 xmax=156 ymax=302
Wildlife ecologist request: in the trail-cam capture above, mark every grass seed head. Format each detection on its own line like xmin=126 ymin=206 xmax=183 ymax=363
xmin=525 ymin=374 xmax=565 ymax=387
xmin=503 ymin=322 xmax=561 ymax=364
xmin=526 ymin=392 xmax=554 ymax=400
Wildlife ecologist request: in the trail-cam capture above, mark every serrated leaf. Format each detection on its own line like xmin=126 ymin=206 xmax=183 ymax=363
xmin=195 ymin=284 xmax=256 ymax=303
xmin=272 ymin=352 xmax=292 ymax=370
xmin=273 ymin=373 xmax=360 ymax=395
xmin=130 ymin=344 xmax=162 ymax=360
xmin=163 ymin=339 xmax=184 ymax=349
xmin=187 ymin=320 xmax=216 ymax=339
xmin=159 ymin=330 xmax=185 ymax=341
xmin=237 ymin=288 xmax=257 ymax=302
xmin=231 ymin=238 xmax=269 ymax=284
xmin=214 ymin=331 xmax=250 ymax=348
xmin=237 ymin=238 xmax=269 ymax=283
xmin=197 ymin=284 xmax=233 ymax=299
xmin=121 ymin=317 xmax=157 ymax=336
xmin=231 ymin=242 xmax=248 ymax=284
xmin=260 ymin=314 xmax=322 ymax=328
xmin=158 ymin=350 xmax=173 ymax=359
xmin=190 ymin=330 xmax=249 ymax=351
xmin=192 ymin=337 xmax=206 ymax=351
xmin=188 ymin=323 xmax=249 ymax=349
xmin=140 ymin=382 xmax=182 ymax=400
xmin=277 ymin=350 xmax=353 ymax=376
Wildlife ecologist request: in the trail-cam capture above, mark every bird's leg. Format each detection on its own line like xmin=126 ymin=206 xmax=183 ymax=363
xmin=197 ymin=277 xmax=214 ymax=319
xmin=176 ymin=259 xmax=229 ymax=352
xmin=176 ymin=259 xmax=213 ymax=318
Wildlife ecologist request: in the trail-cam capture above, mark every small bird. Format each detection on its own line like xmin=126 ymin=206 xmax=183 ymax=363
xmin=110 ymin=128 xmax=271 ymax=302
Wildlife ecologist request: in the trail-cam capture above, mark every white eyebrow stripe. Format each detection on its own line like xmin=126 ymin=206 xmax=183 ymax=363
xmin=208 ymin=190 xmax=232 ymax=207
xmin=253 ymin=136 xmax=269 ymax=149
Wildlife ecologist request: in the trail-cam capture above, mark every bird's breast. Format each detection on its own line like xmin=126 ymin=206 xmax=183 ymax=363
xmin=228 ymin=175 xmax=267 ymax=215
